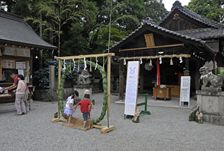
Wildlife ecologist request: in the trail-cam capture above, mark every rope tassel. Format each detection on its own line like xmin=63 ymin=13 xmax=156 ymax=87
xmin=63 ymin=59 xmax=66 ymax=71
xmin=84 ymin=57 xmax=87 ymax=70
xmin=73 ymin=59 xmax=76 ymax=70
xmin=95 ymin=57 xmax=98 ymax=70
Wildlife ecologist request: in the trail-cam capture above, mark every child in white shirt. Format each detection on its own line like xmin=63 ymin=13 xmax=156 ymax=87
xmin=63 ymin=90 xmax=79 ymax=126
xmin=64 ymin=95 xmax=74 ymax=116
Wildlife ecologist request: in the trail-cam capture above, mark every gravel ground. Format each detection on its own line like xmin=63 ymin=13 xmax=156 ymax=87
xmin=1 ymin=93 xmax=224 ymax=151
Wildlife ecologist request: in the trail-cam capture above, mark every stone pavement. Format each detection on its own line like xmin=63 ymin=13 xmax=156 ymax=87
xmin=0 ymin=94 xmax=224 ymax=151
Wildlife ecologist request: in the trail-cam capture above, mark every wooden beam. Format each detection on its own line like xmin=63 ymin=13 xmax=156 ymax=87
xmin=55 ymin=53 xmax=115 ymax=61
xmin=119 ymin=44 xmax=184 ymax=52
xmin=119 ymin=62 xmax=125 ymax=100
xmin=120 ymin=54 xmax=191 ymax=60
xmin=101 ymin=125 xmax=115 ymax=134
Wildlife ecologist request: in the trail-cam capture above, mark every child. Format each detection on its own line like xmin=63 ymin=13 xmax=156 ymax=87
xmin=63 ymin=90 xmax=79 ymax=126
xmin=73 ymin=93 xmax=92 ymax=129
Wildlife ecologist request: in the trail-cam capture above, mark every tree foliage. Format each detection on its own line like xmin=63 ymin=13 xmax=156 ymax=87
xmin=187 ymin=0 xmax=224 ymax=23
xmin=5 ymin=0 xmax=167 ymax=56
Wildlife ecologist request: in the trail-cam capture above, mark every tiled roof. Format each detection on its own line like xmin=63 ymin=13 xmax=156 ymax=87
xmin=0 ymin=10 xmax=56 ymax=49
xmin=178 ymin=28 xmax=224 ymax=39
xmin=160 ymin=1 xmax=224 ymax=28
xmin=110 ymin=21 xmax=207 ymax=51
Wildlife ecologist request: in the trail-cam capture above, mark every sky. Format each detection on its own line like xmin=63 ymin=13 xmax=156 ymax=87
xmin=163 ymin=0 xmax=191 ymax=11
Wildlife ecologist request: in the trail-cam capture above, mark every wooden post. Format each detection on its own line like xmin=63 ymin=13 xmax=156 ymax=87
xmin=140 ymin=64 xmax=144 ymax=92
xmin=49 ymin=65 xmax=55 ymax=101
xmin=107 ymin=55 xmax=111 ymax=127
xmin=119 ymin=62 xmax=125 ymax=100
xmin=57 ymin=60 xmax=62 ymax=118
xmin=101 ymin=55 xmax=115 ymax=133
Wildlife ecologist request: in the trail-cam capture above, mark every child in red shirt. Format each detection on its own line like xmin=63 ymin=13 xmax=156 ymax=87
xmin=73 ymin=93 xmax=92 ymax=128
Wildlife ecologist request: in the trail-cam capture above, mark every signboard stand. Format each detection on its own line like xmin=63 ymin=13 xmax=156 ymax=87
xmin=180 ymin=76 xmax=191 ymax=108
xmin=124 ymin=61 xmax=140 ymax=117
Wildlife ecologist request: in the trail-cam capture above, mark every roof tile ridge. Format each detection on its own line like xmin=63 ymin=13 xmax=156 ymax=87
xmin=145 ymin=22 xmax=205 ymax=43
xmin=0 ymin=10 xmax=25 ymax=23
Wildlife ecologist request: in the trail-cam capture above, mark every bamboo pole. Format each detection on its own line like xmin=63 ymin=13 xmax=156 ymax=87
xmin=55 ymin=53 xmax=115 ymax=61
xmin=57 ymin=60 xmax=62 ymax=118
xmin=107 ymin=55 xmax=111 ymax=127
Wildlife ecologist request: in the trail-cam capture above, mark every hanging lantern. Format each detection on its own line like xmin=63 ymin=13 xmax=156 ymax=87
xmin=145 ymin=62 xmax=153 ymax=71
xmin=170 ymin=58 xmax=174 ymax=65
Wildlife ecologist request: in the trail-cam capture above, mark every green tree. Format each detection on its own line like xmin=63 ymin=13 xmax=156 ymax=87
xmin=89 ymin=0 xmax=167 ymax=51
xmin=24 ymin=0 xmax=97 ymax=56
xmin=188 ymin=0 xmax=224 ymax=22
xmin=144 ymin=0 xmax=167 ymax=23
xmin=10 ymin=0 xmax=167 ymax=55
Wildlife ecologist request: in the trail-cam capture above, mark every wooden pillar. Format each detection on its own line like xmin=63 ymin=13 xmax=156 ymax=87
xmin=107 ymin=55 xmax=111 ymax=127
xmin=119 ymin=62 xmax=125 ymax=100
xmin=49 ymin=65 xmax=55 ymax=89
xmin=49 ymin=65 xmax=55 ymax=101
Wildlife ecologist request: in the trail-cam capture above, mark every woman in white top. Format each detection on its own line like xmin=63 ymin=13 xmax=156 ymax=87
xmin=15 ymin=75 xmax=27 ymax=115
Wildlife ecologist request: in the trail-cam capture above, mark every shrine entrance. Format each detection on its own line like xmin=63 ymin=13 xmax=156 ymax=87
xmin=109 ymin=23 xmax=214 ymax=104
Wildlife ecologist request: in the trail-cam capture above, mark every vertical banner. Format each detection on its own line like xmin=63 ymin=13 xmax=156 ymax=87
xmin=180 ymin=76 xmax=191 ymax=107
xmin=124 ymin=61 xmax=140 ymax=116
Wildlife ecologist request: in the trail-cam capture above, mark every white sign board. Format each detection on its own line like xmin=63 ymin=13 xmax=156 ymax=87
xmin=16 ymin=62 xmax=26 ymax=69
xmin=124 ymin=61 xmax=140 ymax=116
xmin=180 ymin=76 xmax=191 ymax=107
